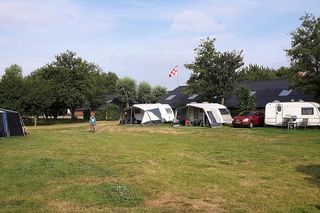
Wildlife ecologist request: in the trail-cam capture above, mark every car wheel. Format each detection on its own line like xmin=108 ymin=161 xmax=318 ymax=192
xmin=249 ymin=122 xmax=253 ymax=128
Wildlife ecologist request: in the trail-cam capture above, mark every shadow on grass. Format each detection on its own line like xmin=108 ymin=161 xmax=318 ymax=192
xmin=296 ymin=164 xmax=320 ymax=187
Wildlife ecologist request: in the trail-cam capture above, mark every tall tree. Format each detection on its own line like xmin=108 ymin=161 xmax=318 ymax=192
xmin=237 ymin=64 xmax=277 ymax=81
xmin=236 ymin=86 xmax=256 ymax=114
xmin=87 ymin=71 xmax=118 ymax=110
xmin=0 ymin=64 xmax=24 ymax=111
xmin=151 ymin=86 xmax=167 ymax=103
xmin=116 ymin=77 xmax=137 ymax=108
xmin=137 ymin=82 xmax=152 ymax=103
xmin=185 ymin=37 xmax=244 ymax=104
xmin=36 ymin=50 xmax=99 ymax=118
xmin=21 ymin=74 xmax=56 ymax=125
xmin=285 ymin=13 xmax=320 ymax=100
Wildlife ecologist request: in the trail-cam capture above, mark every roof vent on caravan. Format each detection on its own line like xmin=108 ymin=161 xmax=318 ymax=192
xmin=202 ymin=102 xmax=209 ymax=104
xmin=273 ymin=100 xmax=280 ymax=103
xmin=190 ymin=102 xmax=197 ymax=104
xmin=299 ymin=99 xmax=304 ymax=102
xmin=291 ymin=99 xmax=294 ymax=102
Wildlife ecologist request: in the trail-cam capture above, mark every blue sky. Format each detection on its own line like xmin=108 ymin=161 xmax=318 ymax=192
xmin=1 ymin=0 xmax=320 ymax=90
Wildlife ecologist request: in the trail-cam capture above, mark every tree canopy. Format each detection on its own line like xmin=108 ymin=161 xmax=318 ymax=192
xmin=35 ymin=50 xmax=100 ymax=118
xmin=185 ymin=37 xmax=244 ymax=104
xmin=151 ymin=86 xmax=167 ymax=103
xmin=116 ymin=77 xmax=137 ymax=108
xmin=237 ymin=64 xmax=278 ymax=81
xmin=236 ymin=86 xmax=256 ymax=114
xmin=137 ymin=82 xmax=153 ymax=104
xmin=0 ymin=64 xmax=24 ymax=111
xmin=286 ymin=13 xmax=320 ymax=99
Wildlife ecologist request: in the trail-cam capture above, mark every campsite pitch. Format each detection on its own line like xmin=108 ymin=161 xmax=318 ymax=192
xmin=0 ymin=122 xmax=319 ymax=212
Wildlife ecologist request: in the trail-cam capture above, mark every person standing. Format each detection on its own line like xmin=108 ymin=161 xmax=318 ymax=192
xmin=89 ymin=112 xmax=97 ymax=133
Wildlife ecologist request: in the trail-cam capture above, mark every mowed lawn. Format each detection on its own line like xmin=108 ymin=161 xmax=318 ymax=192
xmin=0 ymin=122 xmax=319 ymax=212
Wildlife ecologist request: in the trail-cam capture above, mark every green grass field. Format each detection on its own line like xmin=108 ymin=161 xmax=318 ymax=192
xmin=0 ymin=122 xmax=319 ymax=212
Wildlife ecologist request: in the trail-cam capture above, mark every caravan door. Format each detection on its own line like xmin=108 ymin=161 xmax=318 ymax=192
xmin=275 ymin=104 xmax=283 ymax=125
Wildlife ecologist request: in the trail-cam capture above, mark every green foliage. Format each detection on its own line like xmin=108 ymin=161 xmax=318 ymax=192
xmin=105 ymin=104 xmax=120 ymax=120
xmin=116 ymin=77 xmax=137 ymax=107
xmin=286 ymin=13 xmax=320 ymax=99
xmin=137 ymin=82 xmax=152 ymax=103
xmin=236 ymin=86 xmax=256 ymax=114
xmin=237 ymin=64 xmax=277 ymax=81
xmin=35 ymin=50 xmax=101 ymax=118
xmin=0 ymin=64 xmax=24 ymax=111
xmin=57 ymin=184 xmax=142 ymax=207
xmin=185 ymin=37 xmax=244 ymax=104
xmin=21 ymin=74 xmax=56 ymax=116
xmin=151 ymin=85 xmax=167 ymax=102
xmin=88 ymin=72 xmax=118 ymax=110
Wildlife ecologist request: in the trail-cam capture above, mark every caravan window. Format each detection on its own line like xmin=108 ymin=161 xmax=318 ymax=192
xmin=219 ymin=108 xmax=230 ymax=115
xmin=165 ymin=108 xmax=173 ymax=114
xmin=301 ymin=107 xmax=314 ymax=115
xmin=277 ymin=105 xmax=282 ymax=112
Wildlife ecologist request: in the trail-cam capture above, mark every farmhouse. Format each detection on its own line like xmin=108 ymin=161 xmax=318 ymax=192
xmin=158 ymin=79 xmax=315 ymax=115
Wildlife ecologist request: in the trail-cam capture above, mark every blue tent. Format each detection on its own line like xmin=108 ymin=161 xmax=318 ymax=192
xmin=0 ymin=109 xmax=25 ymax=137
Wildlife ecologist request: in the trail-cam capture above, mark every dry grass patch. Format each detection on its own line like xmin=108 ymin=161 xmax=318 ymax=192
xmin=144 ymin=192 xmax=224 ymax=212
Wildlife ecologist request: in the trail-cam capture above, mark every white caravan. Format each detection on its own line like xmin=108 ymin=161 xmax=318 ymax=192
xmin=264 ymin=101 xmax=320 ymax=126
xmin=123 ymin=104 xmax=174 ymax=124
xmin=183 ymin=102 xmax=233 ymax=126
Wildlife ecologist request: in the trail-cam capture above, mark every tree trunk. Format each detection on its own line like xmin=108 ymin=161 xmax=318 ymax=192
xmin=221 ymin=97 xmax=225 ymax=105
xmin=33 ymin=116 xmax=38 ymax=126
xmin=71 ymin=109 xmax=76 ymax=120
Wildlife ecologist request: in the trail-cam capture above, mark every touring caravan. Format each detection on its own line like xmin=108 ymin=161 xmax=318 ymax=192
xmin=121 ymin=104 xmax=174 ymax=124
xmin=175 ymin=103 xmax=233 ymax=127
xmin=264 ymin=101 xmax=320 ymax=127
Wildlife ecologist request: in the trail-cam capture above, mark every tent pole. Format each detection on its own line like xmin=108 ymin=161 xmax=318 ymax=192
xmin=130 ymin=107 xmax=133 ymax=124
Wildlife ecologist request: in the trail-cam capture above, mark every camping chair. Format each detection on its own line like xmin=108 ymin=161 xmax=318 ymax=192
xmin=288 ymin=116 xmax=297 ymax=130
xmin=282 ymin=117 xmax=289 ymax=128
xmin=300 ymin=118 xmax=308 ymax=129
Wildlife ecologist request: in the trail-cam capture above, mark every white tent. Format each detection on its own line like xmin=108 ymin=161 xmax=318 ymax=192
xmin=178 ymin=103 xmax=232 ymax=127
xmin=122 ymin=104 xmax=174 ymax=124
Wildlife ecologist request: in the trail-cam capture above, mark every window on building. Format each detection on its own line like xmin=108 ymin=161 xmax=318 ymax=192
xmin=165 ymin=95 xmax=176 ymax=100
xmin=188 ymin=94 xmax=198 ymax=100
xmin=301 ymin=107 xmax=314 ymax=115
xmin=277 ymin=105 xmax=282 ymax=112
xmin=278 ymin=89 xmax=292 ymax=96
xmin=250 ymin=91 xmax=256 ymax=96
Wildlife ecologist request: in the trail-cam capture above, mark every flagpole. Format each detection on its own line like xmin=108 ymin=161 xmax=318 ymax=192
xmin=177 ymin=69 xmax=179 ymax=86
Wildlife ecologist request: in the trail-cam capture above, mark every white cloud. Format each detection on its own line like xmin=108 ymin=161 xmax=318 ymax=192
xmin=171 ymin=10 xmax=224 ymax=33
xmin=0 ymin=0 xmax=114 ymax=32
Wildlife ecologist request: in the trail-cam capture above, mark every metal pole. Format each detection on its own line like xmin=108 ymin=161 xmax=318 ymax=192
xmin=177 ymin=70 xmax=179 ymax=86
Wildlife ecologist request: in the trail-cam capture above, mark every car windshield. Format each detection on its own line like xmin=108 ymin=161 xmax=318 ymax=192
xmin=240 ymin=111 xmax=255 ymax=116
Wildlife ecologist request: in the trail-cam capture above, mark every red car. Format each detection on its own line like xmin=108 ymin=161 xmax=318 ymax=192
xmin=232 ymin=111 xmax=265 ymax=128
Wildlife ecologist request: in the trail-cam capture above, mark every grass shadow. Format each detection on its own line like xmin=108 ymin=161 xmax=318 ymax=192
xmin=296 ymin=164 xmax=320 ymax=186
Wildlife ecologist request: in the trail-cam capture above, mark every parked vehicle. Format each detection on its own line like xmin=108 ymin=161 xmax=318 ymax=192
xmin=264 ymin=101 xmax=320 ymax=127
xmin=232 ymin=111 xmax=265 ymax=128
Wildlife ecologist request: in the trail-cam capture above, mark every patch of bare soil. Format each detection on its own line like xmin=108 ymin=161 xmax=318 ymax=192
xmin=95 ymin=122 xmax=186 ymax=135
xmin=144 ymin=192 xmax=224 ymax=212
